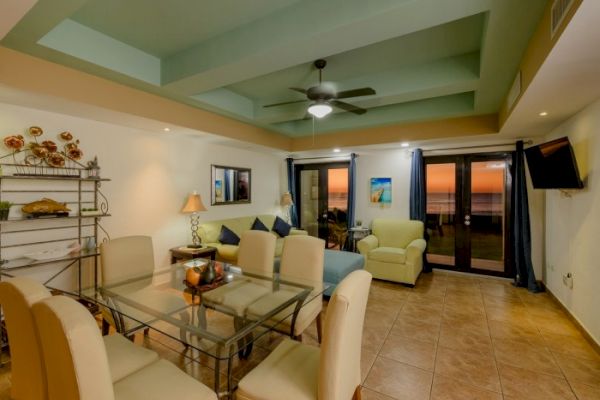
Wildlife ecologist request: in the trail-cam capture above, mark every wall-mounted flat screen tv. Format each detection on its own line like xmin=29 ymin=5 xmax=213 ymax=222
xmin=525 ymin=137 xmax=583 ymax=189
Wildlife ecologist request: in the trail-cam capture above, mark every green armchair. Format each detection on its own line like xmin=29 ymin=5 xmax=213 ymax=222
xmin=357 ymin=219 xmax=426 ymax=285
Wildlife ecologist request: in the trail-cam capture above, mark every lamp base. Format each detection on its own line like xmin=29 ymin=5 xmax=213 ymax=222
xmin=186 ymin=244 xmax=203 ymax=249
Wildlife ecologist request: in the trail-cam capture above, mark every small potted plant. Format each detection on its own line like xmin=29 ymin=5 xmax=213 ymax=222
xmin=0 ymin=201 xmax=12 ymax=220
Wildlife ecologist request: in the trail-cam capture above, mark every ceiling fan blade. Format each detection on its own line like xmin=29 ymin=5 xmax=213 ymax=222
xmin=289 ymin=87 xmax=307 ymax=94
xmin=331 ymin=100 xmax=367 ymax=115
xmin=335 ymin=87 xmax=376 ymax=99
xmin=263 ymin=99 xmax=308 ymax=108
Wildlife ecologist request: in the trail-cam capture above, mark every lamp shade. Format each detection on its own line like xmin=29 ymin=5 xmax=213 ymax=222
xmin=181 ymin=192 xmax=207 ymax=213
xmin=281 ymin=192 xmax=293 ymax=206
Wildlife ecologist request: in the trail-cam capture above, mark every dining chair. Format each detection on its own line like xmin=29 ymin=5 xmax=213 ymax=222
xmin=246 ymin=235 xmax=325 ymax=342
xmin=0 ymin=277 xmax=160 ymax=399
xmin=32 ymin=294 xmax=217 ymax=400
xmin=200 ymin=230 xmax=276 ymax=358
xmin=237 ymin=269 xmax=372 ymax=400
xmin=100 ymin=235 xmax=189 ymax=339
xmin=237 ymin=230 xmax=277 ymax=276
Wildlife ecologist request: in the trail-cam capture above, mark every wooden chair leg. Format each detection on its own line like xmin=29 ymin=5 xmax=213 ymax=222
xmin=352 ymin=385 xmax=362 ymax=400
xmin=316 ymin=312 xmax=323 ymax=344
xmin=143 ymin=328 xmax=150 ymax=336
xmin=101 ymin=318 xmax=110 ymax=336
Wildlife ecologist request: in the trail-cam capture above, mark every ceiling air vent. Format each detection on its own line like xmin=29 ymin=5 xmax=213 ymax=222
xmin=551 ymin=0 xmax=574 ymax=38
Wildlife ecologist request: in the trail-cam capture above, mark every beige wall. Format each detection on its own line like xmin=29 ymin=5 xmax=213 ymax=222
xmin=543 ymin=98 xmax=600 ymax=344
xmin=354 ymin=149 xmax=412 ymax=225
xmin=0 ymin=101 xmax=283 ymax=288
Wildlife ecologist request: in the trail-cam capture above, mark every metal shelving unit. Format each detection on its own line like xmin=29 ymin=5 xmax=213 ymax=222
xmin=0 ymin=169 xmax=110 ymax=291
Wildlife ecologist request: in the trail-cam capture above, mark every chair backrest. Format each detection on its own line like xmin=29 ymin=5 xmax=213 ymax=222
xmin=371 ymin=219 xmax=424 ymax=248
xmin=237 ymin=230 xmax=276 ymax=277
xmin=0 ymin=277 xmax=52 ymax=400
xmin=318 ymin=270 xmax=372 ymax=400
xmin=100 ymin=235 xmax=154 ymax=285
xmin=32 ymin=295 xmax=115 ymax=400
xmin=279 ymin=235 xmax=325 ymax=283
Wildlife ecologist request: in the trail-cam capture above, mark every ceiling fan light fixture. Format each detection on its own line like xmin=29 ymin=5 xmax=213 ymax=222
xmin=307 ymin=102 xmax=332 ymax=118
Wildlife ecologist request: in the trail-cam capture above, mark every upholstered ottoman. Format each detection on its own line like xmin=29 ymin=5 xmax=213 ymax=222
xmin=274 ymin=249 xmax=364 ymax=296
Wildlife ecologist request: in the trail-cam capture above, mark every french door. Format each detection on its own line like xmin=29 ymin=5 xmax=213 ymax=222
xmin=294 ymin=162 xmax=349 ymax=248
xmin=425 ymin=153 xmax=513 ymax=277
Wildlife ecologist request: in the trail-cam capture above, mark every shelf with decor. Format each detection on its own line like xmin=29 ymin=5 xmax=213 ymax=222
xmin=0 ymin=127 xmax=111 ymax=360
xmin=0 ymin=127 xmax=110 ymax=289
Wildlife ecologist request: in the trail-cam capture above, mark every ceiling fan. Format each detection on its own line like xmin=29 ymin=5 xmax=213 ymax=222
xmin=262 ymin=59 xmax=376 ymax=118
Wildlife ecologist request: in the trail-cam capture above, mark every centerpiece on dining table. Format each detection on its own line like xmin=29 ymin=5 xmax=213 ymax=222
xmin=184 ymin=260 xmax=226 ymax=292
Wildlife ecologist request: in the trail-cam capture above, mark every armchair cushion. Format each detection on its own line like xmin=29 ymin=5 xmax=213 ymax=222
xmin=369 ymin=247 xmax=406 ymax=264
xmin=372 ymin=219 xmax=424 ymax=248
xmin=357 ymin=234 xmax=378 ymax=255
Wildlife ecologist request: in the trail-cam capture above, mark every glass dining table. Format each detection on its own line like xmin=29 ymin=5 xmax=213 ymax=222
xmin=53 ymin=258 xmax=327 ymax=398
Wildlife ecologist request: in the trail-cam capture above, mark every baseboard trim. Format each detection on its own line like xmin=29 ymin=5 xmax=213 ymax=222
xmin=543 ymin=284 xmax=600 ymax=354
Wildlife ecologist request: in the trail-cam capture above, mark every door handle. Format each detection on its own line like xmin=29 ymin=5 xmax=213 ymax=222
xmin=464 ymin=214 xmax=471 ymax=226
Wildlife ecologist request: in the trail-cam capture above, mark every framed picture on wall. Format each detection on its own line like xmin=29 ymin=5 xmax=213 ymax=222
xmin=370 ymin=177 xmax=392 ymax=203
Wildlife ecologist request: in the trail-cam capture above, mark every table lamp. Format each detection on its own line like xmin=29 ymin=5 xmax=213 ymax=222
xmin=181 ymin=191 xmax=207 ymax=248
xmin=281 ymin=192 xmax=293 ymax=225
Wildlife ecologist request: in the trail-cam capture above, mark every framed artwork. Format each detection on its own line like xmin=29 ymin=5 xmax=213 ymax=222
xmin=211 ymin=165 xmax=251 ymax=205
xmin=370 ymin=177 xmax=392 ymax=203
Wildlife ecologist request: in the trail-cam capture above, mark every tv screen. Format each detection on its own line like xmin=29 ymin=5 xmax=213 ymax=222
xmin=525 ymin=137 xmax=583 ymax=189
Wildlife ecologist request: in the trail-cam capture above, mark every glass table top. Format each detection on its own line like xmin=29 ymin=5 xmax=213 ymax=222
xmin=60 ymin=259 xmax=327 ymax=360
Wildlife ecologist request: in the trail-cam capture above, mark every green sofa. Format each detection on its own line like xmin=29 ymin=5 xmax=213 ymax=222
xmin=197 ymin=214 xmax=307 ymax=262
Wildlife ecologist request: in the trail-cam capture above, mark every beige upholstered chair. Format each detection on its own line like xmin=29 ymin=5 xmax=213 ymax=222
xmin=236 ymin=230 xmax=277 ymax=276
xmin=32 ymin=295 xmax=216 ymax=400
xmin=246 ymin=235 xmax=325 ymax=342
xmin=0 ymin=277 xmax=50 ymax=400
xmin=357 ymin=219 xmax=427 ymax=285
xmin=237 ymin=270 xmax=372 ymax=400
xmin=100 ymin=235 xmax=189 ymax=337
xmin=200 ymin=230 xmax=276 ymax=357
xmin=0 ymin=277 xmax=160 ymax=399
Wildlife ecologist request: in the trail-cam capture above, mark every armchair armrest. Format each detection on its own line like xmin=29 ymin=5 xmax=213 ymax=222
xmin=406 ymin=238 xmax=427 ymax=265
xmin=289 ymin=229 xmax=308 ymax=236
xmin=357 ymin=235 xmax=378 ymax=255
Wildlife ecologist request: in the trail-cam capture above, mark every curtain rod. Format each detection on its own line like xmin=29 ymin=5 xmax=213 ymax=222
xmin=290 ymin=154 xmax=356 ymax=161
xmin=418 ymin=140 xmax=533 ymax=153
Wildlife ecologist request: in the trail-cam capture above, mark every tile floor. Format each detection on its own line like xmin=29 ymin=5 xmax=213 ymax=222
xmin=1 ymin=270 xmax=599 ymax=399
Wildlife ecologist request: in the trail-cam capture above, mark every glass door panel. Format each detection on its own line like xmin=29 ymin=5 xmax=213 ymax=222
xmin=469 ymin=160 xmax=507 ymax=272
xmin=426 ymin=163 xmax=457 ymax=267
xmin=425 ymin=154 xmax=512 ymax=277
xmin=295 ymin=162 xmax=350 ymax=248
xmin=327 ymin=168 xmax=349 ymax=249
xmin=299 ymin=170 xmax=320 ymax=237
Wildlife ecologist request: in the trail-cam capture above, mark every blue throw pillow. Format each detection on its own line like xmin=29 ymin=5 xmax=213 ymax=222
xmin=272 ymin=216 xmax=292 ymax=237
xmin=251 ymin=218 xmax=269 ymax=232
xmin=218 ymin=225 xmax=240 ymax=245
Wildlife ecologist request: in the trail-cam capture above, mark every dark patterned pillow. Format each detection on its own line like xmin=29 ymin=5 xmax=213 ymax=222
xmin=218 ymin=225 xmax=240 ymax=245
xmin=251 ymin=217 xmax=269 ymax=232
xmin=272 ymin=216 xmax=292 ymax=237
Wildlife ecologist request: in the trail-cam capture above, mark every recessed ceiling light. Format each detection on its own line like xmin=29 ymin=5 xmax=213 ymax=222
xmin=539 ymin=111 xmax=548 ymax=117
xmin=163 ymin=127 xmax=171 ymax=132
xmin=333 ymin=148 xmax=341 ymax=153
xmin=401 ymin=142 xmax=409 ymax=148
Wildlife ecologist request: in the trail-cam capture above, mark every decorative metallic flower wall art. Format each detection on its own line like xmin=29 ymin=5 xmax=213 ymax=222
xmin=1 ymin=126 xmax=87 ymax=176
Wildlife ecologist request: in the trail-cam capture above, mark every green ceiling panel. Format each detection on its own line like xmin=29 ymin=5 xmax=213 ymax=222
xmin=1 ymin=0 xmax=549 ymax=140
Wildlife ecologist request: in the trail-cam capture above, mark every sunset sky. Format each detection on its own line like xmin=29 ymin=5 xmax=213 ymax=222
xmin=426 ymin=162 xmax=505 ymax=193
xmin=328 ymin=168 xmax=348 ymax=192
